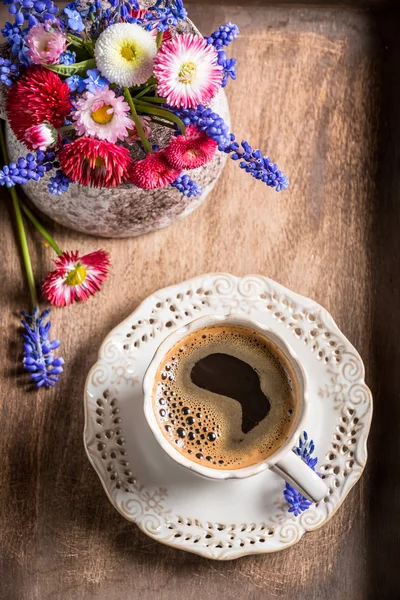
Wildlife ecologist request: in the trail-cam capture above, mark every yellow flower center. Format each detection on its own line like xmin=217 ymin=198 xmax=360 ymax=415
xmin=95 ymin=156 xmax=105 ymax=168
xmin=121 ymin=45 xmax=137 ymax=62
xmin=65 ymin=264 xmax=87 ymax=287
xmin=178 ymin=61 xmax=197 ymax=84
xmin=91 ymin=104 xmax=114 ymax=124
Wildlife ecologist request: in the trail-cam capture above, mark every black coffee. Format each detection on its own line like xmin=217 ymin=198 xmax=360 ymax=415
xmin=153 ymin=325 xmax=297 ymax=470
xmin=190 ymin=353 xmax=271 ymax=434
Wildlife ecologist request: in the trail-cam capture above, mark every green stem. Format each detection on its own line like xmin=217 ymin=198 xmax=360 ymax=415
xmin=11 ymin=190 xmax=38 ymax=308
xmin=138 ymin=96 xmax=167 ymax=104
xmin=58 ymin=124 xmax=75 ymax=133
xmin=134 ymin=84 xmax=156 ymax=100
xmin=144 ymin=76 xmax=158 ymax=86
xmin=20 ymin=202 xmax=63 ymax=256
xmin=0 ymin=126 xmax=38 ymax=308
xmin=134 ymin=101 xmax=186 ymax=135
xmin=156 ymin=31 xmax=163 ymax=48
xmin=124 ymin=87 xmax=152 ymax=154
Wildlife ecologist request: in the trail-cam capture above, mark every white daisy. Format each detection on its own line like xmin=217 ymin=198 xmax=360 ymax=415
xmin=94 ymin=23 xmax=157 ymax=88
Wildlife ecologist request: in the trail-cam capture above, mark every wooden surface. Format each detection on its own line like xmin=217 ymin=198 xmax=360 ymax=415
xmin=0 ymin=3 xmax=399 ymax=600
xmin=190 ymin=0 xmax=393 ymax=7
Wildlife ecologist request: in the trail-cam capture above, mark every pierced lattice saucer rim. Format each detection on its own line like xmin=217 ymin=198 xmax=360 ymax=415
xmin=83 ymin=273 xmax=373 ymax=560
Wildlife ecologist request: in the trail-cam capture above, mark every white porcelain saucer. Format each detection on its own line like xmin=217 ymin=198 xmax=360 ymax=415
xmin=84 ymin=274 xmax=373 ymax=560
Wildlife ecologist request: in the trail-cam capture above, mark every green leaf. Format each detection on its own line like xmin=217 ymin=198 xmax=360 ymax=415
xmin=44 ymin=58 xmax=96 ymax=77
xmin=134 ymin=101 xmax=186 ymax=135
xmin=83 ymin=41 xmax=95 ymax=58
xmin=67 ymin=33 xmax=84 ymax=46
xmin=138 ymin=96 xmax=167 ymax=104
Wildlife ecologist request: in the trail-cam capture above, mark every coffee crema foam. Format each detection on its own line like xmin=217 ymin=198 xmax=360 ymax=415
xmin=153 ymin=325 xmax=298 ymax=470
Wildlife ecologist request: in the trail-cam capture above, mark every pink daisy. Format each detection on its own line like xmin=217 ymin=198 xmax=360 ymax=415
xmin=58 ymin=137 xmax=132 ymax=188
xmin=73 ymin=87 xmax=132 ymax=143
xmin=24 ymin=123 xmax=59 ymax=151
xmin=42 ymin=250 xmax=111 ymax=307
xmin=129 ymin=150 xmax=180 ymax=190
xmin=153 ymin=33 xmax=223 ymax=108
xmin=26 ymin=21 xmax=67 ymax=65
xmin=164 ymin=125 xmax=217 ymax=170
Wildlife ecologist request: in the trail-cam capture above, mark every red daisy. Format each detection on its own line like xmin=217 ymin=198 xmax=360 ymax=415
xmin=7 ymin=66 xmax=72 ymax=146
xmin=42 ymin=250 xmax=111 ymax=307
xmin=129 ymin=150 xmax=180 ymax=190
xmin=164 ymin=125 xmax=217 ymax=170
xmin=58 ymin=137 xmax=132 ymax=188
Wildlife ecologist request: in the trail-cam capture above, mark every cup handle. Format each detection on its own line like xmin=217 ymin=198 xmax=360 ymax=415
xmin=271 ymin=452 xmax=328 ymax=503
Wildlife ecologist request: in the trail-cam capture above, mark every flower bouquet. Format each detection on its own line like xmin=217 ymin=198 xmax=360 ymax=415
xmin=0 ymin=0 xmax=288 ymax=237
xmin=0 ymin=0 xmax=288 ymax=388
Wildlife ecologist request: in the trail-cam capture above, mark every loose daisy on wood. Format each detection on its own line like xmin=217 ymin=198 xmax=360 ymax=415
xmin=43 ymin=250 xmax=111 ymax=307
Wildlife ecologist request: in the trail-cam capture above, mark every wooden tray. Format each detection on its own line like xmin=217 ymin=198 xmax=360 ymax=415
xmin=0 ymin=1 xmax=399 ymax=598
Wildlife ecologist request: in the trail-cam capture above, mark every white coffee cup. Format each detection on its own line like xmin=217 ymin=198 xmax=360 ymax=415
xmin=143 ymin=314 xmax=328 ymax=503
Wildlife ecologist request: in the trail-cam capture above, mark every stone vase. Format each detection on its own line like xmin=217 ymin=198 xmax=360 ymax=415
xmin=2 ymin=6 xmax=230 ymax=238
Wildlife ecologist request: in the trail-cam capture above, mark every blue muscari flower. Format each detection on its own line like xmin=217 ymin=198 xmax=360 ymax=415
xmin=21 ymin=308 xmax=64 ymax=388
xmin=206 ymin=22 xmax=239 ymax=50
xmin=173 ymin=105 xmax=231 ymax=150
xmin=283 ymin=486 xmax=313 ymax=517
xmin=17 ymin=44 xmax=30 ymax=66
xmin=66 ymin=73 xmax=86 ymax=93
xmin=4 ymin=0 xmax=58 ymax=30
xmin=171 ymin=173 xmax=202 ymax=198
xmin=0 ymin=57 xmax=20 ymax=86
xmin=174 ymin=106 xmax=288 ymax=192
xmin=84 ymin=68 xmax=109 ymax=94
xmin=217 ymin=50 xmax=236 ymax=88
xmin=227 ymin=138 xmax=289 ymax=191
xmin=144 ymin=0 xmax=187 ymax=32
xmin=283 ymin=432 xmax=318 ymax=516
xmin=2 ymin=21 xmax=21 ymax=40
xmin=59 ymin=50 xmax=76 ymax=65
xmin=2 ymin=21 xmax=31 ymax=66
xmin=107 ymin=0 xmax=139 ymax=23
xmin=63 ymin=7 xmax=85 ymax=32
xmin=48 ymin=169 xmax=71 ymax=196
xmin=0 ymin=150 xmax=55 ymax=188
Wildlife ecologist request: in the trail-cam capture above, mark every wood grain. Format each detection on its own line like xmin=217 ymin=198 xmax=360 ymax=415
xmin=0 ymin=3 xmax=398 ymax=600
xmin=188 ymin=0 xmax=392 ymax=7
